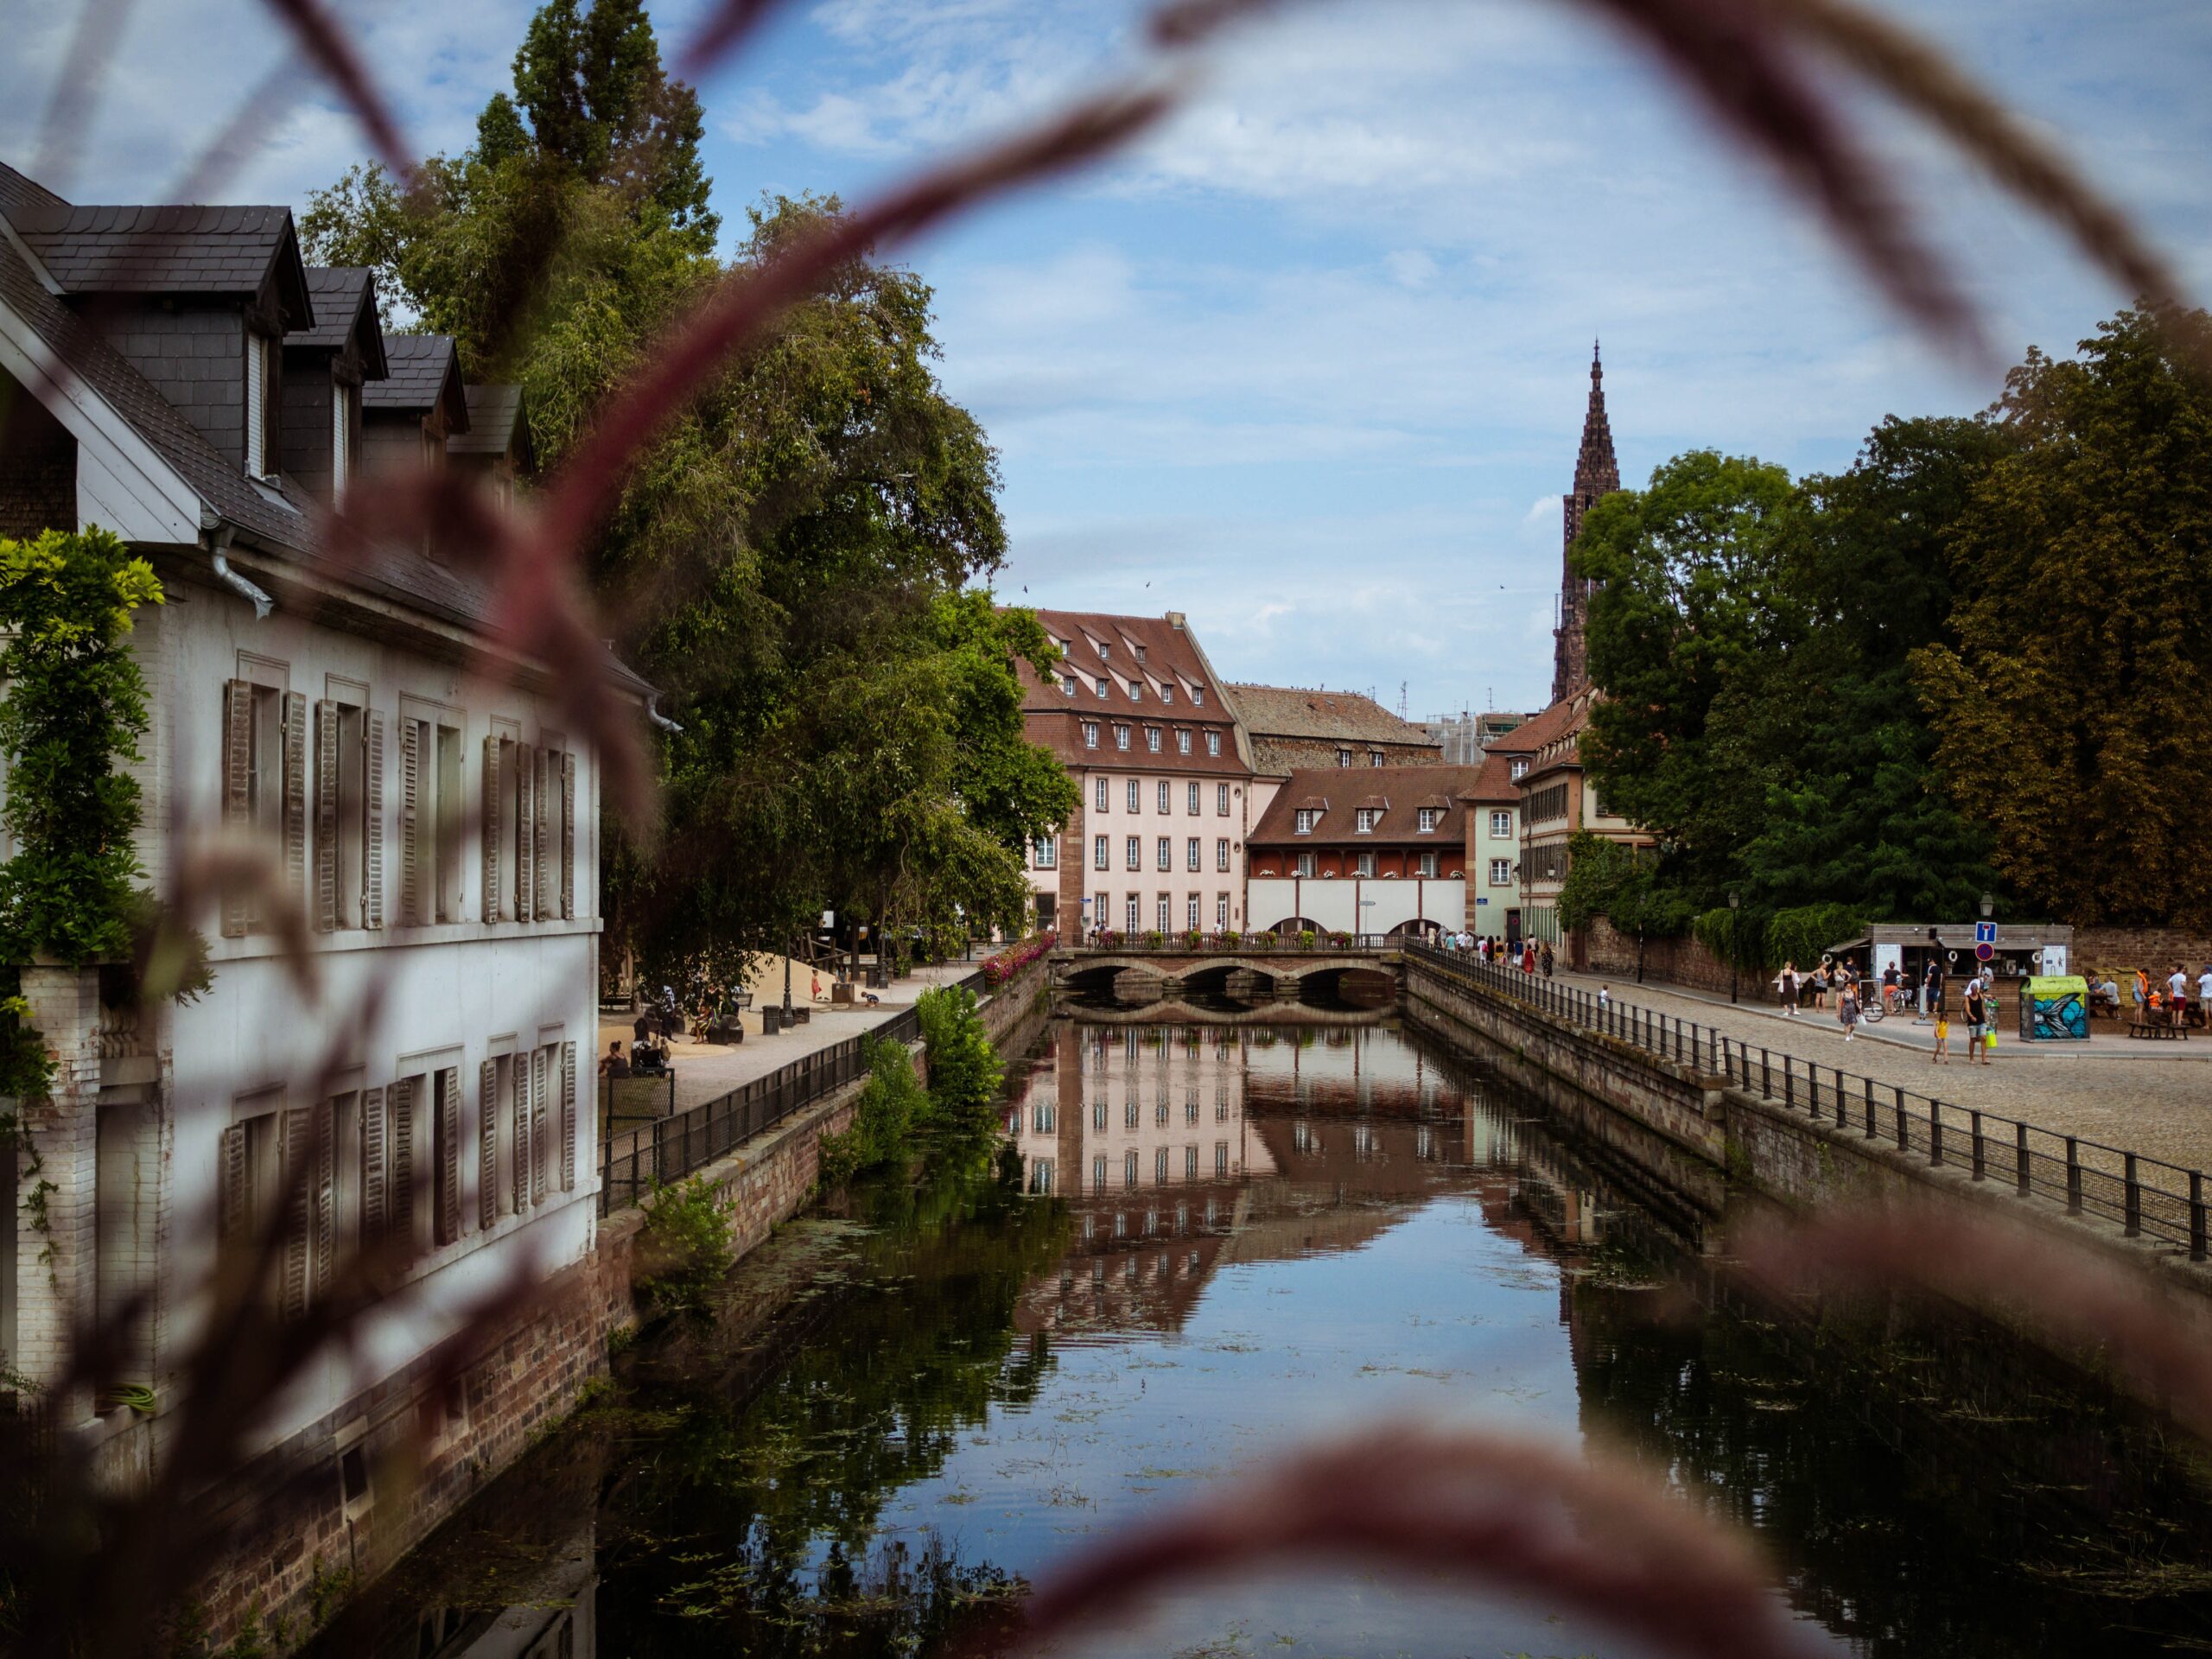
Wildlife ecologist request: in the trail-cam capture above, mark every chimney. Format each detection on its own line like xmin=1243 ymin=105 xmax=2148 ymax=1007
xmin=1166 ymin=611 xmax=1185 ymax=631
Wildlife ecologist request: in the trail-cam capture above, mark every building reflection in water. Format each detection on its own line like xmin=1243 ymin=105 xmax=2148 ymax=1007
xmin=1005 ymin=1021 xmax=1615 ymax=1343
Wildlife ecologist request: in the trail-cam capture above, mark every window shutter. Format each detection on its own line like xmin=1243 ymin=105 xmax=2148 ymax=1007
xmin=219 ymin=1122 xmax=250 ymax=1247
xmin=283 ymin=692 xmax=308 ymax=902
xmin=560 ymin=1039 xmax=578 ymax=1192
xmin=482 ymin=736 xmax=502 ymax=922
xmin=560 ymin=753 xmax=575 ymax=919
xmin=512 ymin=1058 xmax=531 ymax=1215
xmin=313 ymin=1101 xmax=336 ymax=1303
xmin=515 ymin=743 xmax=536 ymax=924
xmin=222 ymin=681 xmax=252 ymax=937
xmin=389 ymin=1079 xmax=415 ymax=1249
xmin=281 ymin=1105 xmax=311 ymax=1320
xmin=438 ymin=1065 xmax=461 ymax=1244
xmin=360 ymin=1086 xmax=385 ymax=1246
xmin=363 ymin=710 xmax=385 ymax=929
xmin=331 ymin=376 xmax=349 ymax=497
xmin=315 ymin=701 xmax=339 ymax=932
xmin=534 ymin=750 xmax=553 ymax=918
xmin=478 ymin=1060 xmax=499 ymax=1231
xmin=531 ymin=1048 xmax=548 ymax=1205
xmin=245 ymin=335 xmax=266 ymax=475
xmin=398 ymin=718 xmax=420 ymax=925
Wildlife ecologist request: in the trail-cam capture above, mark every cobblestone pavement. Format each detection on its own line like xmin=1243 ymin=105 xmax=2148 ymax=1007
xmin=1534 ymin=966 xmax=2212 ymax=1177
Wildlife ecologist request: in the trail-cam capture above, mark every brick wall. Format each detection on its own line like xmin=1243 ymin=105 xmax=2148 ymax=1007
xmin=2074 ymin=927 xmax=2212 ymax=976
xmin=1580 ymin=914 xmax=1773 ymax=1003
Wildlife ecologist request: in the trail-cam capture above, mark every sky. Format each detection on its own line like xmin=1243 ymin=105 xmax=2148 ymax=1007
xmin=5 ymin=0 xmax=2210 ymax=717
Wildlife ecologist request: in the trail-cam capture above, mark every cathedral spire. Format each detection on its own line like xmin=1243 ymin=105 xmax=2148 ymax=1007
xmin=1554 ymin=342 xmax=1623 ymax=703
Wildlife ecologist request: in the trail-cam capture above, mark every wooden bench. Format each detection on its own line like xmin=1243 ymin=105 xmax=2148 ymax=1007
xmin=2129 ymin=1018 xmax=2188 ymax=1040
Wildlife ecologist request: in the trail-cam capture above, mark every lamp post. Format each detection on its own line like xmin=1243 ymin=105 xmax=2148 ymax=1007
xmin=1727 ymin=891 xmax=1740 ymax=1004
xmin=1980 ymin=893 xmax=1994 ymax=919
xmin=782 ymin=935 xmax=795 ymax=1021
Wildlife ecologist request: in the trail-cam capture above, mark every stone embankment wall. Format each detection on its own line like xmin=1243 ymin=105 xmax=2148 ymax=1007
xmin=1577 ymin=914 xmax=1769 ymax=1001
xmin=1401 ymin=954 xmax=2212 ymax=1357
xmin=199 ymin=957 xmax=1050 ymax=1655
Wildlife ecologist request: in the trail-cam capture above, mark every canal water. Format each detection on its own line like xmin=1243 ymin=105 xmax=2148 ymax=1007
xmin=311 ymin=1016 xmax=2212 ymax=1658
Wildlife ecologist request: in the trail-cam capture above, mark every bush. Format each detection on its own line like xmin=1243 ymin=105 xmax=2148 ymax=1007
xmin=817 ymin=1036 xmax=928 ymax=1185
xmin=916 ymin=983 xmax=1003 ymax=1138
xmin=1694 ymin=906 xmax=1769 ymax=975
xmin=1764 ymin=903 xmax=1863 ymax=970
xmin=1297 ymin=930 xmax=1316 ymax=949
xmin=980 ymin=931 xmax=1052 ymax=989
xmin=635 ymin=1174 xmax=735 ymax=1313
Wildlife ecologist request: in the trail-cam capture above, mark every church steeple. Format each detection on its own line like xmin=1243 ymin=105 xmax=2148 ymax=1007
xmin=1553 ymin=340 xmax=1622 ymax=702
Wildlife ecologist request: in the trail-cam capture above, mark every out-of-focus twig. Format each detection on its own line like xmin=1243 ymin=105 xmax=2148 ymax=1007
xmin=257 ymin=0 xmax=416 ymax=178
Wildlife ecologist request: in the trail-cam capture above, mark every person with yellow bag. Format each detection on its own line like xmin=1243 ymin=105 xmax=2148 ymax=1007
xmin=1963 ymin=976 xmax=1992 ymax=1066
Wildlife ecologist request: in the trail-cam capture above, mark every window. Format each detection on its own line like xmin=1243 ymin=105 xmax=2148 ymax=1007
xmin=1160 ymin=684 xmax=1174 ymax=705
xmin=331 ymin=372 xmax=356 ymax=499
xmin=1586 ymin=784 xmax=1604 ymax=819
xmin=1126 ymin=894 xmax=1141 ymax=932
xmin=1186 ymin=893 xmax=1200 ymax=930
xmin=1033 ymin=836 xmax=1057 ymax=869
xmin=1205 ymin=731 xmax=1220 ymax=756
xmin=1217 ymin=782 xmax=1230 ymax=815
xmin=431 ymin=1070 xmax=461 ymax=1247
xmin=1133 ymin=645 xmax=1146 ymax=664
xmin=1417 ymin=851 xmax=1439 ymax=878
xmin=1186 ymin=837 xmax=1201 ymax=871
xmin=1294 ymin=852 xmax=1316 ymax=877
xmin=1126 ymin=836 xmax=1141 ymax=870
xmin=1156 ymin=893 xmax=1172 ymax=932
xmin=245 ymin=332 xmax=279 ymax=478
xmin=1127 ymin=779 xmax=1141 ymax=811
xmin=1129 ymin=681 xmax=1144 ymax=702
xmin=1510 ymin=758 xmax=1529 ymax=779
xmin=1095 ymin=835 xmax=1109 ymax=869
xmin=1354 ymin=808 xmax=1380 ymax=834
xmin=1095 ymin=677 xmax=1109 ymax=699
xmin=1354 ymin=851 xmax=1376 ymax=877
xmin=1098 ymin=642 xmax=1110 ymax=663
xmin=1092 ymin=1154 xmax=1107 ymax=1192
xmin=1216 ymin=1141 xmax=1230 ymax=1176
xmin=1216 ymin=892 xmax=1230 ymax=926
xmin=1337 ymin=748 xmax=1352 ymax=767
xmin=1115 ymin=724 xmax=1129 ymax=750
xmin=1176 ymin=729 xmax=1191 ymax=754
xmin=315 ymin=693 xmax=381 ymax=931
xmin=1491 ymin=810 xmax=1512 ymax=837
xmin=1216 ymin=838 xmax=1230 ymax=871
xmin=1155 ymin=1147 xmax=1170 ymax=1182
xmin=1096 ymin=777 xmax=1109 ymax=811
xmin=1417 ymin=808 xmax=1440 ymax=833
xmin=1187 ymin=782 xmax=1200 ymax=815
xmin=1491 ymin=858 xmax=1513 ymax=886
xmin=1294 ymin=809 xmax=1319 ymax=835
xmin=1060 ymin=672 xmax=1075 ymax=696
xmin=1156 ymin=836 xmax=1171 ymax=871
xmin=1028 ymin=1159 xmax=1054 ymax=1194
xmin=1192 ymin=686 xmax=1205 ymax=707
xmin=1146 ymin=728 xmax=1162 ymax=753
xmin=1370 ymin=752 xmax=1385 ymax=767
xmin=1083 ymin=721 xmax=1099 ymax=749
xmin=1124 ymin=1150 xmax=1139 ymax=1187
xmin=1157 ymin=781 xmax=1171 ymax=813
xmin=401 ymin=715 xmax=465 ymax=925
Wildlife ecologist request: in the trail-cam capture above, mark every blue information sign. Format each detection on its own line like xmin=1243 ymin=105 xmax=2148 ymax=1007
xmin=1974 ymin=921 xmax=1998 ymax=945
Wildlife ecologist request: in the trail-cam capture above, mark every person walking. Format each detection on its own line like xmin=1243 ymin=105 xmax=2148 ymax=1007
xmin=1963 ymin=976 xmax=1990 ymax=1065
xmin=1777 ymin=961 xmax=1800 ymax=1017
xmin=2198 ymin=963 xmax=2212 ymax=1030
xmin=1839 ymin=979 xmax=1860 ymax=1041
xmin=1540 ymin=943 xmax=1556 ymax=979
xmin=1921 ymin=957 xmax=1942 ymax=1020
xmin=1932 ymin=1009 xmax=1950 ymax=1065
xmin=2170 ymin=963 xmax=2191 ymax=1031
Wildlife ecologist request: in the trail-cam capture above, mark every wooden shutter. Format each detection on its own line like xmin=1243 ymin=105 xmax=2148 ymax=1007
xmin=478 ymin=1060 xmax=499 ymax=1230
xmin=512 ymin=1058 xmax=531 ymax=1215
xmin=438 ymin=1065 xmax=461 ymax=1244
xmin=515 ymin=743 xmax=536 ymax=924
xmin=363 ymin=711 xmax=385 ymax=929
xmin=389 ymin=1079 xmax=416 ymax=1249
xmin=482 ymin=736 xmax=502 ymax=923
xmin=360 ymin=1086 xmax=386 ymax=1247
xmin=315 ymin=700 xmax=340 ymax=932
xmin=531 ymin=1049 xmax=548 ymax=1205
xmin=313 ymin=1101 xmax=336 ymax=1303
xmin=280 ymin=1106 xmax=311 ymax=1319
xmin=560 ymin=1039 xmax=578 ymax=1192
xmin=283 ymin=692 xmax=308 ymax=902
xmin=218 ymin=1122 xmax=250 ymax=1247
xmin=560 ymin=753 xmax=575 ymax=919
xmin=222 ymin=681 xmax=252 ymax=937
xmin=398 ymin=717 xmax=420 ymax=925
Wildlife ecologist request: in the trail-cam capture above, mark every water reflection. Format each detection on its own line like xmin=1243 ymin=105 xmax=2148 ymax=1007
xmin=313 ymin=1018 xmax=2212 ymax=1659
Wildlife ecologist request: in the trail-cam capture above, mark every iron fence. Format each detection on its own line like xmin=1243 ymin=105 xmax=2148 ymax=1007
xmin=1066 ymin=932 xmax=1403 ymax=951
xmin=598 ymin=970 xmax=982 ymax=1214
xmin=1404 ymin=942 xmax=2209 ymax=1259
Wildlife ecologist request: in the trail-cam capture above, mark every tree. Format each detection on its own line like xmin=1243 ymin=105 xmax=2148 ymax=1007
xmin=1732 ymin=416 xmax=2010 ymax=919
xmin=1913 ymin=305 xmax=2212 ymax=929
xmin=1574 ymin=450 xmax=1797 ymax=904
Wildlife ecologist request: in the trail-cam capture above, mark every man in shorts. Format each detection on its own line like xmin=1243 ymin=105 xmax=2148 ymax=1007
xmin=1963 ymin=977 xmax=1990 ymax=1065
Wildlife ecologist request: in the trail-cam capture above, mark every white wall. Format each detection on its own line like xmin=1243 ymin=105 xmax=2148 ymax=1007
xmin=1248 ymin=876 xmax=1464 ymax=937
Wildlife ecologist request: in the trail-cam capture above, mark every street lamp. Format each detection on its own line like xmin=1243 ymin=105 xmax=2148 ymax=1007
xmin=782 ymin=937 xmax=795 ymax=1021
xmin=1727 ymin=891 xmax=1740 ymax=1004
xmin=1979 ymin=893 xmax=1995 ymax=919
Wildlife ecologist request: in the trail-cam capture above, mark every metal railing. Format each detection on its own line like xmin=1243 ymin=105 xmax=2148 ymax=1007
xmin=1065 ymin=931 xmax=1402 ymax=951
xmin=597 ymin=969 xmax=983 ymax=1214
xmin=1405 ymin=942 xmax=2209 ymax=1259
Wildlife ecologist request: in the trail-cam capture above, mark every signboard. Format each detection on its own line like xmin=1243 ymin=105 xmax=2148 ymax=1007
xmin=2041 ymin=944 xmax=2068 ymax=976
xmin=1974 ymin=920 xmax=1998 ymax=945
xmin=1974 ymin=943 xmax=1994 ymax=963
xmin=1873 ymin=942 xmax=1902 ymax=982
xmin=1475 ymin=897 xmax=1489 ymax=906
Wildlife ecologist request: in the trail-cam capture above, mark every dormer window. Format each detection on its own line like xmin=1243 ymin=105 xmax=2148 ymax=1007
xmin=1160 ymin=684 xmax=1173 ymax=705
xmin=1146 ymin=728 xmax=1161 ymax=753
xmin=1191 ymin=686 xmax=1205 ymax=707
xmin=1370 ymin=752 xmax=1384 ymax=767
xmin=1205 ymin=732 xmax=1220 ymax=757
xmin=1176 ymin=730 xmax=1191 ymax=754
xmin=1355 ymin=809 xmax=1381 ymax=834
xmin=1083 ymin=721 xmax=1099 ymax=749
xmin=1115 ymin=725 xmax=1130 ymax=751
xmin=1096 ymin=677 xmax=1109 ymax=699
xmin=1135 ymin=645 xmax=1147 ymax=664
xmin=245 ymin=333 xmax=280 ymax=480
xmin=1510 ymin=758 xmax=1529 ymax=780
xmin=1128 ymin=680 xmax=1143 ymax=702
xmin=1337 ymin=749 xmax=1352 ymax=768
xmin=1294 ymin=809 xmax=1320 ymax=836
xmin=1417 ymin=808 xmax=1440 ymax=832
xmin=1060 ymin=672 xmax=1075 ymax=696
xmin=1097 ymin=642 xmax=1110 ymax=663
xmin=331 ymin=374 xmax=356 ymax=499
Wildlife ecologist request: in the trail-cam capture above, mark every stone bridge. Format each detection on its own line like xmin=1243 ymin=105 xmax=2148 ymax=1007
xmin=1052 ymin=943 xmax=1402 ymax=1002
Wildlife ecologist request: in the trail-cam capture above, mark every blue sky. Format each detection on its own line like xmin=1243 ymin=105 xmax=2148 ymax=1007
xmin=6 ymin=0 xmax=2209 ymax=715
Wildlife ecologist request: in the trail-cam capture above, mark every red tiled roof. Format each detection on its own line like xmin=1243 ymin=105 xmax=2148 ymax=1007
xmin=1249 ymin=765 xmax=1490 ymax=847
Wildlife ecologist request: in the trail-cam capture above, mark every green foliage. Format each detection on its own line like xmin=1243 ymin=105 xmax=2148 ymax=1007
xmin=636 ymin=1174 xmax=736 ymax=1313
xmin=1558 ymin=833 xmax=1691 ymax=938
xmin=1764 ymin=903 xmax=1863 ymax=969
xmin=915 ymin=985 xmax=1002 ymax=1139
xmin=0 ymin=989 xmax=54 ymax=1101
xmin=1693 ymin=906 xmax=1769 ymax=975
xmin=817 ymin=1037 xmax=928 ymax=1186
xmin=1913 ymin=305 xmax=2212 ymax=928
xmin=0 ymin=529 xmax=163 ymax=967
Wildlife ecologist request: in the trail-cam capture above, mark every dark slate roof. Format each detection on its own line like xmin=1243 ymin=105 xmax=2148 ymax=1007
xmin=6 ymin=197 xmax=313 ymax=327
xmin=0 ymin=161 xmax=65 ymax=220
xmin=365 ymin=333 xmax=467 ymax=429
xmin=450 ymin=384 xmax=526 ymax=460
xmin=291 ymin=267 xmax=386 ymax=377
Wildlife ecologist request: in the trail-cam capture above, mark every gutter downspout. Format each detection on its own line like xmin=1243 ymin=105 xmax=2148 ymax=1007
xmin=205 ymin=526 xmax=273 ymax=620
xmin=645 ymin=695 xmax=683 ymax=734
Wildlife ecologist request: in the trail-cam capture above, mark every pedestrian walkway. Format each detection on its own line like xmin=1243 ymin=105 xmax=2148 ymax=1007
xmin=1538 ymin=965 xmax=2212 ymax=1176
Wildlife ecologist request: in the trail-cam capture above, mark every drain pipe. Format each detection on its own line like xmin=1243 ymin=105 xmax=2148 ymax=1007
xmin=645 ymin=695 xmax=683 ymax=734
xmin=206 ymin=527 xmax=273 ymax=620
